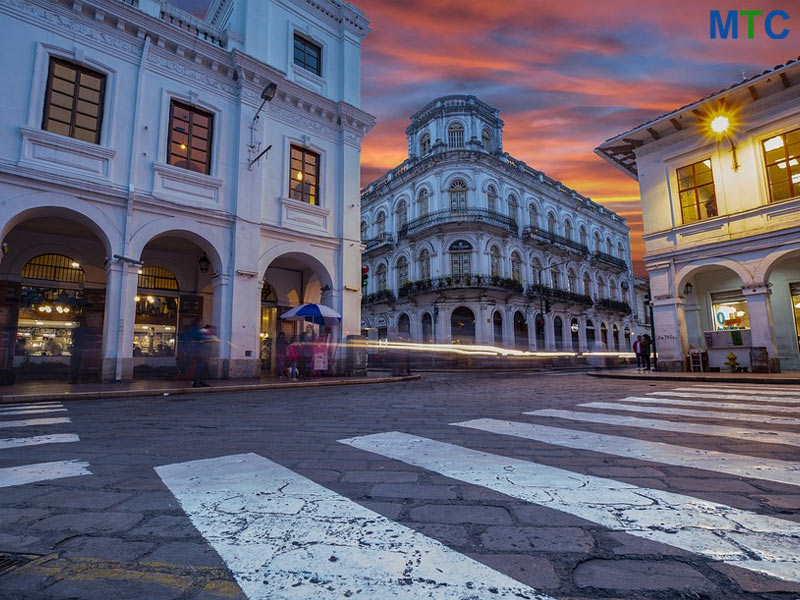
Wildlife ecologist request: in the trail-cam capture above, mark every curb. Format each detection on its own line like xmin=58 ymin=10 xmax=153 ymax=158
xmin=588 ymin=371 xmax=800 ymax=385
xmin=0 ymin=374 xmax=421 ymax=405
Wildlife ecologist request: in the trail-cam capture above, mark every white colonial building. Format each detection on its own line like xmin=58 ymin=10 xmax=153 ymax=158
xmin=597 ymin=57 xmax=800 ymax=372
xmin=0 ymin=0 xmax=374 ymax=381
xmin=360 ymin=95 xmax=636 ymax=352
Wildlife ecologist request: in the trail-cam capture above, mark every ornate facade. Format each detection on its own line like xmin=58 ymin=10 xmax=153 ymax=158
xmin=361 ymin=95 xmax=635 ymax=352
xmin=0 ymin=0 xmax=374 ymax=381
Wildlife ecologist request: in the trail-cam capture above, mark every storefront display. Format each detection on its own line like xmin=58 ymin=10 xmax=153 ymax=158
xmin=710 ymin=291 xmax=750 ymax=330
xmin=16 ymin=285 xmax=83 ymax=357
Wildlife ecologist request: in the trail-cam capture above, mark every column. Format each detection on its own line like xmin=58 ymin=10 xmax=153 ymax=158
xmin=227 ymin=273 xmax=262 ymax=379
xmin=527 ymin=308 xmax=537 ymax=350
xmin=683 ymin=300 xmax=703 ymax=349
xmin=210 ymin=273 xmax=232 ymax=378
xmin=743 ymin=285 xmax=780 ymax=372
xmin=476 ymin=304 xmax=491 ymax=345
xmin=651 ymin=296 xmax=689 ymax=371
xmin=578 ymin=316 xmax=588 ymax=352
xmin=100 ymin=261 xmax=137 ymax=382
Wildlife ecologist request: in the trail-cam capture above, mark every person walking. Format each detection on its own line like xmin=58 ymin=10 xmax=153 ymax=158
xmin=633 ymin=335 xmax=645 ymax=372
xmin=275 ymin=331 xmax=288 ymax=378
xmin=642 ymin=334 xmax=653 ymax=371
xmin=69 ymin=317 xmax=92 ymax=384
xmin=287 ymin=336 xmax=301 ymax=380
xmin=189 ymin=318 xmax=210 ymax=387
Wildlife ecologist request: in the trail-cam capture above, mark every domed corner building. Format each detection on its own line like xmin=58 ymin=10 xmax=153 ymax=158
xmin=360 ymin=95 xmax=638 ymax=354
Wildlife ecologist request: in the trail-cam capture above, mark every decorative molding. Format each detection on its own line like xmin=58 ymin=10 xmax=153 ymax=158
xmin=19 ymin=126 xmax=117 ymax=181
xmin=153 ymin=162 xmax=223 ymax=207
xmin=280 ymin=196 xmax=330 ymax=235
xmin=147 ymin=48 xmax=237 ymax=98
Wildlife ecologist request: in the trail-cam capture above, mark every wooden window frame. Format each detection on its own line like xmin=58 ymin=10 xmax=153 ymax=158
xmin=289 ymin=145 xmax=320 ymax=205
xmin=293 ymin=34 xmax=322 ymax=76
xmin=763 ymin=128 xmax=800 ymax=203
xmin=677 ymin=159 xmax=717 ymax=224
xmin=168 ymin=100 xmax=214 ymax=175
xmin=42 ymin=57 xmax=106 ymax=144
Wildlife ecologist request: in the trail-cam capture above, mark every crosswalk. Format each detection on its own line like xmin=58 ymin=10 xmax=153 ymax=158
xmin=155 ymin=382 xmax=800 ymax=597
xmin=0 ymin=401 xmax=89 ymax=488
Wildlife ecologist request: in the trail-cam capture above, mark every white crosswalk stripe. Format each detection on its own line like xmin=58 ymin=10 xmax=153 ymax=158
xmin=0 ymin=417 xmax=71 ymax=428
xmin=339 ymin=431 xmax=800 ymax=583
xmin=0 ymin=402 xmax=64 ymax=410
xmin=0 ymin=408 xmax=68 ymax=416
xmin=617 ymin=395 xmax=800 ymax=413
xmin=453 ymin=418 xmax=800 ymax=487
xmin=156 ymin=453 xmax=553 ymax=600
xmin=0 ymin=460 xmax=91 ymax=488
xmin=689 ymin=384 xmax=800 ymax=394
xmin=577 ymin=401 xmax=800 ymax=426
xmin=525 ymin=409 xmax=800 ymax=446
xmin=650 ymin=390 xmax=800 ymax=403
xmin=0 ymin=434 xmax=80 ymax=450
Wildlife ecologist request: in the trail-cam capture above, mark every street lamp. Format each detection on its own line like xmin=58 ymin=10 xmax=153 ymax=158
xmin=683 ymin=282 xmax=693 ymax=295
xmin=198 ymin=253 xmax=211 ymax=274
xmin=248 ymin=81 xmax=278 ymax=170
xmin=708 ymin=112 xmax=740 ymax=171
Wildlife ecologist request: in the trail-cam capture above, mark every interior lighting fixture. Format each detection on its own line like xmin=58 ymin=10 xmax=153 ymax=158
xmin=146 ymin=296 xmax=155 ymax=303
xmin=71 ymin=262 xmax=80 ymax=268
xmin=135 ymin=296 xmax=141 ymax=302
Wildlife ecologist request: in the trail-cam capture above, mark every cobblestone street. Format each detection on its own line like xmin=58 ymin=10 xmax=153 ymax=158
xmin=1 ymin=371 xmax=799 ymax=599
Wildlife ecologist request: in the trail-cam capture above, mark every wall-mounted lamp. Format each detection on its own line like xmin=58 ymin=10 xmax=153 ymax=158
xmin=709 ymin=114 xmax=740 ymax=171
xmin=683 ymin=282 xmax=693 ymax=295
xmin=248 ymin=81 xmax=278 ymax=171
xmin=198 ymin=253 xmax=211 ymax=274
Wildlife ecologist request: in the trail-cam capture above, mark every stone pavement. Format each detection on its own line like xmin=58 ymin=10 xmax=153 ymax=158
xmin=0 ymin=372 xmax=798 ymax=599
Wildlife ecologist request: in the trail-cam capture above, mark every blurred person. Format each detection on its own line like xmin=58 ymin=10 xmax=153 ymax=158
xmin=633 ymin=335 xmax=644 ymax=372
xmin=642 ymin=334 xmax=653 ymax=371
xmin=287 ymin=335 xmax=301 ymax=380
xmin=275 ymin=331 xmax=288 ymax=378
xmin=69 ymin=317 xmax=92 ymax=384
xmin=189 ymin=318 xmax=211 ymax=387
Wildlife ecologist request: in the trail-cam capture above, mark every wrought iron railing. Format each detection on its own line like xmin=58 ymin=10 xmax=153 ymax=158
xmin=597 ymin=299 xmax=632 ymax=314
xmin=397 ymin=274 xmax=524 ymax=298
xmin=592 ymin=252 xmax=627 ymax=270
xmin=361 ymin=289 xmax=395 ymax=305
xmin=363 ymin=233 xmax=395 ymax=254
xmin=526 ymin=284 xmax=594 ymax=306
xmin=522 ymin=227 xmax=589 ymax=254
xmin=399 ymin=209 xmax=517 ymax=239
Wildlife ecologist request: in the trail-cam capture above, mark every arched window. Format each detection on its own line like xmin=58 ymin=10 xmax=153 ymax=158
xmin=564 ymin=220 xmax=573 ymax=241
xmin=583 ymin=272 xmax=592 ymax=297
xmin=610 ymin=279 xmax=618 ymax=301
xmin=514 ymin=311 xmax=528 ymax=350
xmin=600 ymin=321 xmax=608 ymax=348
xmin=376 ymin=211 xmax=386 ymax=236
xmin=449 ymin=240 xmax=472 ymax=277
xmin=511 ymin=252 xmax=522 ymax=282
xmin=22 ymin=253 xmax=85 ymax=284
xmin=375 ymin=264 xmax=387 ymax=291
xmin=617 ymin=241 xmax=625 ymax=259
xmin=422 ymin=313 xmax=433 ymax=343
xmin=360 ymin=220 xmax=368 ymax=242
xmin=418 ymin=249 xmax=431 ymax=280
xmin=396 ymin=200 xmax=408 ymax=231
xmin=529 ymin=204 xmax=538 ymax=228
xmin=580 ymin=225 xmax=588 ymax=248
xmin=448 ymin=122 xmax=464 ymax=148
xmin=397 ymin=313 xmax=411 ymax=336
xmin=487 ymin=185 xmax=498 ymax=212
xmin=553 ymin=316 xmax=564 ymax=350
xmin=449 ymin=179 xmax=467 ymax=212
xmin=606 ymin=237 xmax=613 ymax=255
xmin=451 ymin=306 xmax=475 ymax=344
xmin=567 ymin=268 xmax=577 ymax=293
xmin=490 ymin=246 xmax=501 ymax=278
xmin=482 ymin=128 xmax=492 ymax=150
xmin=135 ymin=265 xmax=180 ymax=357
xmin=612 ymin=323 xmax=619 ymax=350
xmin=570 ymin=318 xmax=580 ymax=351
xmin=550 ymin=264 xmax=560 ymax=289
xmin=396 ymin=256 xmax=409 ymax=289
xmin=597 ymin=276 xmax=607 ymax=299
xmin=508 ymin=195 xmax=518 ymax=220
xmin=594 ymin=231 xmax=602 ymax=253
xmin=531 ymin=257 xmax=542 ymax=285
xmin=417 ymin=189 xmax=429 ymax=216
xmin=493 ymin=311 xmax=503 ymax=346
xmin=419 ymin=132 xmax=431 ymax=156
xmin=586 ymin=318 xmax=596 ymax=348
xmin=547 ymin=212 xmax=556 ymax=234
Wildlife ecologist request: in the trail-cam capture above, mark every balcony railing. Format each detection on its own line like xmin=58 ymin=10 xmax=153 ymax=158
xmin=363 ymin=233 xmax=395 ymax=254
xmin=399 ymin=208 xmax=518 ymax=239
xmin=160 ymin=2 xmax=227 ymax=47
xmin=397 ymin=274 xmax=524 ymax=298
xmin=522 ymin=227 xmax=589 ymax=254
xmin=362 ymin=289 xmax=395 ymax=305
xmin=592 ymin=252 xmax=627 ymax=270
xmin=526 ymin=284 xmax=594 ymax=306
xmin=597 ymin=298 xmax=632 ymax=314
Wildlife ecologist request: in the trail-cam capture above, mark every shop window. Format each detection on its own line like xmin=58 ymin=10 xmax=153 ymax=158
xmin=134 ymin=266 xmax=179 ymax=357
xmin=710 ymin=291 xmax=750 ymax=331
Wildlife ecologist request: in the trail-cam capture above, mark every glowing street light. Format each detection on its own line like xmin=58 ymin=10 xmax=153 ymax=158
xmin=708 ymin=111 xmax=740 ymax=172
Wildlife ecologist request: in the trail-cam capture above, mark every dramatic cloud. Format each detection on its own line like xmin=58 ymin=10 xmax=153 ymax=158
xmin=176 ymin=0 xmax=795 ymax=275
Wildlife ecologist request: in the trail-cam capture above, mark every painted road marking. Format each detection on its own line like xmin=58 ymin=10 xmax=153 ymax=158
xmin=525 ymin=409 xmax=800 ymax=447
xmin=617 ymin=396 xmax=800 ymax=413
xmin=0 ymin=433 xmax=80 ymax=451
xmin=453 ymin=418 xmax=800 ymax=488
xmin=650 ymin=391 xmax=800 ymax=404
xmin=577 ymin=402 xmax=800 ymax=426
xmin=156 ymin=453 xmax=553 ymax=600
xmin=688 ymin=385 xmax=800 ymax=395
xmin=0 ymin=417 xmax=71 ymax=428
xmin=0 ymin=408 xmax=68 ymax=417
xmin=0 ymin=460 xmax=91 ymax=488
xmin=340 ymin=432 xmax=800 ymax=583
xmin=0 ymin=402 xmax=64 ymax=409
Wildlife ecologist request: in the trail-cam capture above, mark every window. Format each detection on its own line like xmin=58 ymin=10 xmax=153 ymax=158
xmin=617 ymin=242 xmax=625 ymax=259
xmin=568 ymin=269 xmax=577 ymax=293
xmin=482 ymin=128 xmax=492 ymax=150
xmin=677 ymin=159 xmax=717 ymax=223
xmin=376 ymin=211 xmax=386 ymax=235
xmin=583 ymin=272 xmax=592 ymax=297
xmin=594 ymin=231 xmax=602 ymax=252
xmin=135 ymin=266 xmax=180 ymax=357
xmin=763 ymin=129 xmax=800 ymax=202
xmin=289 ymin=145 xmax=319 ymax=204
xmin=419 ymin=249 xmax=431 ymax=280
xmin=511 ymin=252 xmax=522 ymax=282
xmin=417 ymin=189 xmax=429 ymax=216
xmin=396 ymin=201 xmax=408 ymax=231
xmin=606 ymin=237 xmax=613 ymax=255
xmin=531 ymin=258 xmax=542 ymax=285
xmin=564 ymin=220 xmax=573 ymax=241
xmin=448 ymin=122 xmax=464 ymax=148
xmin=137 ymin=266 xmax=178 ymax=291
xmin=579 ymin=226 xmax=587 ymax=247
xmin=22 ymin=254 xmax=84 ymax=284
xmin=490 ymin=247 xmax=501 ymax=277
xmin=169 ymin=101 xmax=213 ymax=174
xmin=43 ymin=58 xmax=105 ymax=144
xmin=360 ymin=221 xmax=368 ymax=242
xmin=597 ymin=276 xmax=607 ymax=299
xmin=550 ymin=265 xmax=560 ymax=289
xmin=547 ymin=212 xmax=556 ymax=234
xmin=420 ymin=133 xmax=431 ymax=156
xmin=508 ymin=195 xmax=518 ymax=220
xmin=396 ymin=256 xmax=409 ymax=288
xmin=293 ymin=34 xmax=322 ymax=76
xmin=450 ymin=240 xmax=472 ymax=277
xmin=610 ymin=280 xmax=618 ymax=301
xmin=529 ymin=204 xmax=538 ymax=228
xmin=449 ymin=179 xmax=467 ymax=211
xmin=487 ymin=186 xmax=498 ymax=211
xmin=376 ymin=264 xmax=387 ymax=291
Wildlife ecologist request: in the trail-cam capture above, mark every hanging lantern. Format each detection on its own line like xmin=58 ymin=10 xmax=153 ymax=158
xmin=198 ymin=253 xmax=211 ymax=274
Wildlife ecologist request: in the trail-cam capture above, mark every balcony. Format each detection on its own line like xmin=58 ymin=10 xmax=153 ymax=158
xmin=362 ymin=289 xmax=395 ymax=306
xmin=522 ymin=227 xmax=589 ymax=255
xmin=592 ymin=251 xmax=627 ymax=271
xmin=398 ymin=209 xmax=518 ymax=239
xmin=525 ymin=284 xmax=593 ymax=307
xmin=597 ymin=299 xmax=632 ymax=314
xmin=363 ymin=233 xmax=395 ymax=255
xmin=397 ymin=274 xmax=524 ymax=298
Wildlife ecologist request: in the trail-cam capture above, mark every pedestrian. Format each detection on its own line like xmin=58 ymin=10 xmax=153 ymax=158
xmin=69 ymin=317 xmax=92 ymax=384
xmin=189 ymin=318 xmax=210 ymax=387
xmin=633 ymin=335 xmax=645 ymax=372
xmin=300 ymin=331 xmax=314 ymax=379
xmin=642 ymin=334 xmax=653 ymax=371
xmin=275 ymin=331 xmax=288 ymax=378
xmin=287 ymin=336 xmax=301 ymax=380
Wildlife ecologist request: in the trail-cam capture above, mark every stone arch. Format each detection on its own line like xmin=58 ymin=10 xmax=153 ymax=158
xmin=258 ymin=243 xmax=335 ymax=292
xmin=755 ymin=244 xmax=800 ymax=284
xmin=676 ymin=259 xmax=752 ymax=293
xmin=130 ymin=219 xmax=226 ymax=276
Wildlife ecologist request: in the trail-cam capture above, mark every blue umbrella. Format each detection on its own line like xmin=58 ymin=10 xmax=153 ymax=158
xmin=280 ymin=303 xmax=341 ymax=326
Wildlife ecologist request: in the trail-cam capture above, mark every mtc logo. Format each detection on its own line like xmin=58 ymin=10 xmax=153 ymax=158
xmin=710 ymin=10 xmax=790 ymax=39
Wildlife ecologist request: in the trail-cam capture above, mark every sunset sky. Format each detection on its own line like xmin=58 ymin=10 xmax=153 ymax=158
xmin=176 ymin=0 xmax=796 ymax=276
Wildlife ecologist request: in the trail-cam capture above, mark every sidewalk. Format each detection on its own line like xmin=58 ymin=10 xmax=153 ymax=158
xmin=0 ymin=373 xmax=420 ymax=404
xmin=589 ymin=368 xmax=800 ymax=385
